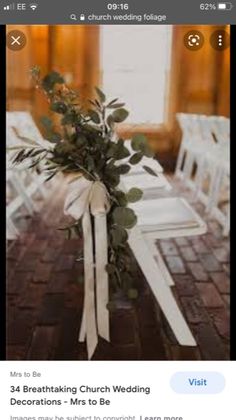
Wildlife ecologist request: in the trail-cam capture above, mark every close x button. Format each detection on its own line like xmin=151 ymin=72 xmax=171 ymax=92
xmin=6 ymin=30 xmax=27 ymax=51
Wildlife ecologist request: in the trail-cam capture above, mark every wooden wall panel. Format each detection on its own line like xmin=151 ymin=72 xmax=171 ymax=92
xmin=6 ymin=25 xmax=100 ymax=126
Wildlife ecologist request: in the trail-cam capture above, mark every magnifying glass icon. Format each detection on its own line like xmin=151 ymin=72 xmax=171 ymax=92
xmin=70 ymin=13 xmax=77 ymax=20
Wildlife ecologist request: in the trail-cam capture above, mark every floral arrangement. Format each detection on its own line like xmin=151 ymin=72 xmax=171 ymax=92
xmin=11 ymin=67 xmax=158 ymax=300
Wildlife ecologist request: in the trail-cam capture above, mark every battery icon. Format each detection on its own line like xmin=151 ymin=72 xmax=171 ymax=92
xmin=217 ymin=2 xmax=233 ymax=9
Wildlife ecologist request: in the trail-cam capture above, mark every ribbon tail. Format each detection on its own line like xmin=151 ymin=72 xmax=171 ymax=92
xmin=82 ymin=210 xmax=98 ymax=359
xmin=95 ymin=214 xmax=110 ymax=342
xmin=78 ymin=305 xmax=86 ymax=342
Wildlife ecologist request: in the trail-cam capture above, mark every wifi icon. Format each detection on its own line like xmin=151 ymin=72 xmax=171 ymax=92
xmin=30 ymin=3 xmax=38 ymax=10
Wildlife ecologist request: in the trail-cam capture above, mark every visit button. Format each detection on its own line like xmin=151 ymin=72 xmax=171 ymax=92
xmin=170 ymin=372 xmax=225 ymax=394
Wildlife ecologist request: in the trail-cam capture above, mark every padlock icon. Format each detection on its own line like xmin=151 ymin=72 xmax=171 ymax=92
xmin=80 ymin=14 xmax=85 ymax=21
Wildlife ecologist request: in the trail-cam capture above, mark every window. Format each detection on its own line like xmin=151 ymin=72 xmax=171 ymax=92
xmin=101 ymin=25 xmax=172 ymax=124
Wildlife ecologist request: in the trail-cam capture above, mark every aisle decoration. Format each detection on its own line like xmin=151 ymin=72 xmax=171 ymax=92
xmin=9 ymin=67 xmax=158 ymax=358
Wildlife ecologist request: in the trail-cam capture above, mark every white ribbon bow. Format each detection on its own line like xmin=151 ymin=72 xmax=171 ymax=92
xmin=64 ymin=177 xmax=110 ymax=359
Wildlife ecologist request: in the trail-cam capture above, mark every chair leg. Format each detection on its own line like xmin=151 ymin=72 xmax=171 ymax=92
xmin=206 ymin=167 xmax=223 ymax=214
xmin=146 ymin=239 xmax=175 ymax=287
xmin=6 ymin=217 xmax=19 ymax=240
xmin=128 ymin=227 xmax=196 ymax=346
xmin=175 ymin=144 xmax=185 ymax=178
xmin=10 ymin=173 xmax=36 ymax=215
xmin=223 ymin=204 xmax=230 ymax=237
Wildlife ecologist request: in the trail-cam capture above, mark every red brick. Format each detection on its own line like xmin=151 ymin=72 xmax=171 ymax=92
xmin=7 ymin=345 xmax=26 ymax=360
xmin=170 ymin=345 xmax=201 ymax=360
xmin=40 ymin=248 xmax=61 ymax=263
xmin=174 ymin=275 xmax=197 ymax=296
xmin=7 ymin=272 xmax=33 ymax=295
xmin=180 ymin=296 xmax=209 ymax=324
xmin=198 ymin=254 xmax=221 ymax=272
xmin=180 ymin=246 xmax=198 ymax=262
xmin=191 ymin=238 xmax=209 ymax=254
xmin=28 ymin=239 xmax=48 ymax=254
xmin=33 ymin=262 xmax=52 ymax=283
xmin=223 ymin=295 xmax=230 ymax=307
xmin=212 ymin=248 xmax=229 ymax=263
xmin=62 ymin=239 xmax=81 ymax=254
xmin=210 ymin=272 xmax=230 ymax=294
xmin=192 ymin=323 xmax=228 ymax=360
xmin=48 ymin=272 xmax=71 ymax=293
xmin=196 ymin=283 xmax=224 ymax=308
xmin=18 ymin=285 xmax=46 ymax=309
xmin=17 ymin=253 xmax=40 ymax=272
xmin=208 ymin=308 xmax=230 ymax=340
xmin=207 ymin=220 xmax=222 ymax=238
xmin=203 ymin=234 xmax=221 ymax=248
xmin=165 ymin=256 xmax=186 ymax=273
xmin=7 ymin=311 xmax=34 ymax=346
xmin=27 ymin=326 xmax=60 ymax=360
xmin=110 ymin=308 xmax=138 ymax=345
xmin=54 ymin=255 xmax=75 ymax=271
xmin=223 ymin=263 xmax=230 ymax=275
xmin=187 ymin=262 xmax=208 ymax=281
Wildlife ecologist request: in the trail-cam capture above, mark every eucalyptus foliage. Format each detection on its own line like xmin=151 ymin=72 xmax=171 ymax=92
xmin=11 ymin=67 xmax=158 ymax=299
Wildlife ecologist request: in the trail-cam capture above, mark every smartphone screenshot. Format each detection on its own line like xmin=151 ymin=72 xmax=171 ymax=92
xmin=1 ymin=1 xmax=234 ymax=419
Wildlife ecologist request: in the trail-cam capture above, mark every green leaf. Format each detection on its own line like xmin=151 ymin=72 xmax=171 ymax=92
xmin=129 ymin=152 xmax=143 ymax=165
xmin=104 ymin=167 xmax=120 ymax=187
xmin=106 ymin=98 xmax=119 ymax=107
xmin=112 ymin=108 xmax=129 ymax=123
xmin=107 ymin=102 xmax=126 ymax=109
xmin=61 ymin=111 xmax=80 ymax=125
xmin=131 ymin=133 xmax=147 ymax=151
xmin=114 ymin=139 xmax=130 ymax=160
xmin=142 ymin=165 xmax=158 ymax=177
xmin=42 ymin=71 xmax=64 ymax=92
xmin=116 ymin=164 xmax=130 ymax=175
xmin=30 ymin=149 xmax=46 ymax=158
xmin=127 ymin=187 xmax=143 ymax=203
xmin=45 ymin=170 xmax=58 ymax=182
xmin=113 ymin=190 xmax=128 ymax=207
xmin=131 ymin=134 xmax=154 ymax=157
xmin=76 ymin=134 xmax=87 ymax=148
xmin=88 ymin=109 xmax=100 ymax=124
xmin=50 ymin=101 xmax=67 ymax=114
xmin=106 ymin=143 xmax=117 ymax=158
xmin=95 ymin=86 xmax=106 ymax=103
xmin=127 ymin=288 xmax=138 ymax=300
xmin=106 ymin=115 xmax=115 ymax=129
xmin=112 ymin=207 xmax=137 ymax=229
xmin=111 ymin=226 xmax=128 ymax=247
xmin=86 ymin=155 xmax=95 ymax=171
xmin=142 ymin=145 xmax=154 ymax=158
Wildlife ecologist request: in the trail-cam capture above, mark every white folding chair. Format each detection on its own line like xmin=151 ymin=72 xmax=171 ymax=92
xmin=6 ymin=111 xmax=51 ymax=239
xmin=175 ymin=113 xmax=230 ymax=236
xmin=128 ymin=197 xmax=207 ymax=347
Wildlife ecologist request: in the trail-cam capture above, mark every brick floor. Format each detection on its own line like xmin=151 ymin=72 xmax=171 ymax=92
xmin=6 ymin=176 xmax=230 ymax=360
